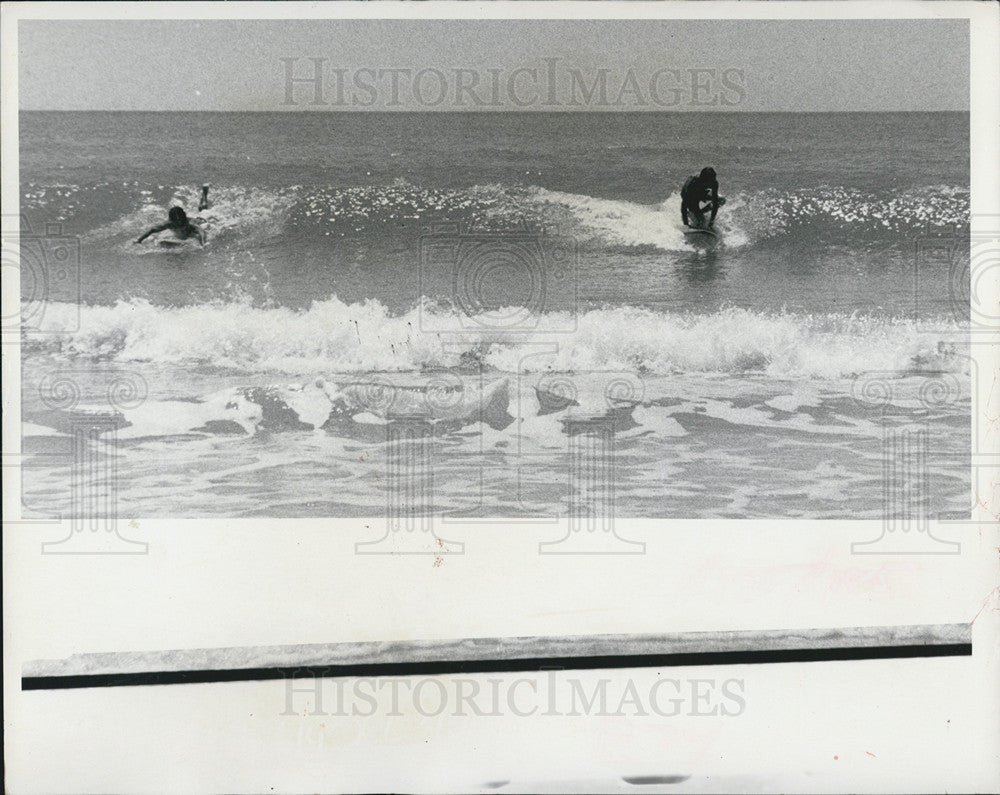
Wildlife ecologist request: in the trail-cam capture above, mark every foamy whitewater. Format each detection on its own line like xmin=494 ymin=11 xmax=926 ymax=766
xmin=19 ymin=111 xmax=971 ymax=518
xmin=27 ymin=299 xmax=964 ymax=379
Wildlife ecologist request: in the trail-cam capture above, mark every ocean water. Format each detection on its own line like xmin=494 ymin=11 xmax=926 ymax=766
xmin=18 ymin=111 xmax=971 ymax=519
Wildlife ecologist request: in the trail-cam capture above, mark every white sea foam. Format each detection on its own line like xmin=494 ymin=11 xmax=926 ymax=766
xmin=25 ymin=297 xmax=967 ymax=381
xmin=526 ymin=185 xmax=968 ymax=250
xmin=82 ymin=185 xmax=297 ymax=249
xmin=528 ymin=188 xmax=710 ymax=250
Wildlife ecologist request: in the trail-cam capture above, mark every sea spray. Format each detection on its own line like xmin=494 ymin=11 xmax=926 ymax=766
xmin=25 ymin=298 xmax=967 ymax=380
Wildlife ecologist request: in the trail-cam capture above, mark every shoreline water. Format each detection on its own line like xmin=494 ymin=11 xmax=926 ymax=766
xmin=18 ymin=109 xmax=971 ymax=519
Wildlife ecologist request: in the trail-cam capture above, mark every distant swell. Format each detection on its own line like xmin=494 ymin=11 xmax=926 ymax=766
xmin=25 ymin=298 xmax=966 ymax=380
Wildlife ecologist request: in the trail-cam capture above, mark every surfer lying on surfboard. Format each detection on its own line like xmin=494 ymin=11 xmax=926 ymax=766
xmin=135 ymin=206 xmax=207 ymax=246
xmin=681 ymin=166 xmax=726 ymax=230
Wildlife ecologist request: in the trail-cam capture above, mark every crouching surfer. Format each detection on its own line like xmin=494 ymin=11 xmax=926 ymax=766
xmin=681 ymin=166 xmax=726 ymax=230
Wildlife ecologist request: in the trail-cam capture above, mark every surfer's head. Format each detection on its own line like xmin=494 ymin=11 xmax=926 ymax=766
xmin=699 ymin=167 xmax=717 ymax=181
xmin=168 ymin=206 xmax=188 ymax=226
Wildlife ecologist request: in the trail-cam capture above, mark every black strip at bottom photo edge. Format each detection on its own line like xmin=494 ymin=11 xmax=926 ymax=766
xmin=22 ymin=642 xmax=973 ymax=691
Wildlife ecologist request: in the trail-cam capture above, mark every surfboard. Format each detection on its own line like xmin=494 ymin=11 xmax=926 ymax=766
xmin=684 ymin=227 xmax=719 ymax=248
xmin=152 ymin=223 xmax=207 ymax=249
xmin=683 ymin=226 xmax=720 ymax=253
xmin=683 ymin=196 xmax=726 ymax=241
xmin=155 ymin=235 xmax=198 ymax=249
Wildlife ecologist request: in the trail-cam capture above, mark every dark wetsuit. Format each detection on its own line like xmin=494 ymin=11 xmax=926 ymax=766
xmin=681 ymin=174 xmax=721 ymax=229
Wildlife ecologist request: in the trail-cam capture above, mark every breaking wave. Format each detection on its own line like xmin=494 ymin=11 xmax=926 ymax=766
xmin=528 ymin=184 xmax=969 ymax=250
xmin=25 ymin=297 xmax=966 ymax=380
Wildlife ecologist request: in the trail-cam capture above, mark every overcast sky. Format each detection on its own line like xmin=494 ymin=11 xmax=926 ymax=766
xmin=19 ymin=19 xmax=969 ymax=111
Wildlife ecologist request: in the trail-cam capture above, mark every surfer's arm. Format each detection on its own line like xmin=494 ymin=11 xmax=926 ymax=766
xmin=707 ymin=183 xmax=721 ymax=226
xmin=135 ymin=223 xmax=169 ymax=243
xmin=193 ymin=224 xmax=207 ymax=246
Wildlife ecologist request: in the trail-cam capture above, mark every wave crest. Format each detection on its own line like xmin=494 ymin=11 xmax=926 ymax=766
xmin=25 ymin=297 xmax=966 ymax=380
